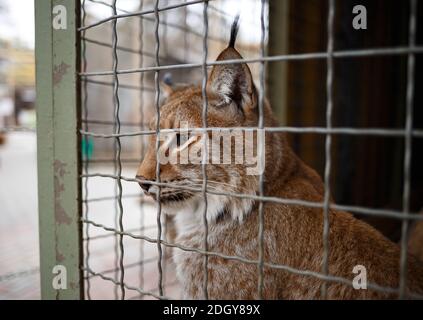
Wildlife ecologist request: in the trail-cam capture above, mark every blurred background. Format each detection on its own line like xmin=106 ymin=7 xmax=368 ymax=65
xmin=1 ymin=0 xmax=422 ymax=300
xmin=0 ymin=0 xmax=38 ymax=299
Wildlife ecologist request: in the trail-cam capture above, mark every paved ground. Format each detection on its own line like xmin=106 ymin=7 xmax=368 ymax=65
xmin=0 ymin=132 xmax=40 ymax=299
xmin=0 ymin=132 xmax=180 ymax=299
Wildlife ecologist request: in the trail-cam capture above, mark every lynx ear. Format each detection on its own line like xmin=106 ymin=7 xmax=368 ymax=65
xmin=206 ymin=16 xmax=257 ymax=111
xmin=207 ymin=48 xmax=256 ymax=111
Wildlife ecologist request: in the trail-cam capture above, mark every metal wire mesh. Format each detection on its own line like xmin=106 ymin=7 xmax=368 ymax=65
xmin=78 ymin=0 xmax=423 ymax=300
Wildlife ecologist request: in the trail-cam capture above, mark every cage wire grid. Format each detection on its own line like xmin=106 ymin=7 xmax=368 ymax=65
xmin=76 ymin=0 xmax=423 ymax=300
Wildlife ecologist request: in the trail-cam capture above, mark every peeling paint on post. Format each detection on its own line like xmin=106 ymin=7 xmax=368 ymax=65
xmin=35 ymin=0 xmax=82 ymax=299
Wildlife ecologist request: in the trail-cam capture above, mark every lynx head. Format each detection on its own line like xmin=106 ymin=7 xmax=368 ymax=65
xmin=136 ymin=18 xmax=282 ymax=224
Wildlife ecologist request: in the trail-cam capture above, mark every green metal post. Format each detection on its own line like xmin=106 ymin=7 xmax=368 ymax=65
xmin=35 ymin=0 xmax=82 ymax=299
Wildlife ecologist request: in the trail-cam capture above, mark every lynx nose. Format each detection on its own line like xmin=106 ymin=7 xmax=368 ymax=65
xmin=136 ymin=175 xmax=150 ymax=193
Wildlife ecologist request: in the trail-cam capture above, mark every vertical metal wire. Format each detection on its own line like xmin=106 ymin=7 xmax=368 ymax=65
xmin=112 ymin=1 xmax=120 ymax=300
xmin=111 ymin=0 xmax=125 ymax=300
xmin=201 ymin=0 xmax=209 ymax=300
xmin=81 ymin=0 xmax=91 ymax=300
xmin=399 ymin=0 xmax=417 ymax=299
xmin=138 ymin=0 xmax=145 ymax=296
xmin=161 ymin=0 xmax=169 ymax=295
xmin=153 ymin=0 xmax=164 ymax=297
xmin=257 ymin=0 xmax=267 ymax=300
xmin=183 ymin=4 xmax=189 ymax=63
xmin=321 ymin=0 xmax=335 ymax=299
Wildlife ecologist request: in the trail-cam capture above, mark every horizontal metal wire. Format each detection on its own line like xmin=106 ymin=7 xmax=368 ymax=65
xmin=191 ymin=3 xmax=257 ymax=28
xmin=83 ymin=218 xmax=423 ymax=299
xmin=82 ymin=1 xmax=243 ymax=51
xmin=264 ymin=261 xmax=422 ymax=299
xmin=81 ymin=173 xmax=423 ymax=221
xmin=83 ymin=19 xmax=251 ymax=55
xmin=80 ymin=126 xmax=423 ymax=138
xmin=79 ymin=46 xmax=423 ymax=77
xmin=81 ymin=119 xmax=148 ymax=128
xmin=84 ymin=224 xmax=158 ymax=241
xmin=82 ymin=266 xmax=170 ymax=300
xmin=0 ymin=267 xmax=39 ymax=282
xmin=84 ymin=0 xmax=255 ymax=53
xmin=82 ymin=37 xmax=168 ymax=61
xmin=82 ymin=193 xmax=146 ymax=203
xmin=86 ymin=256 xmax=158 ymax=279
xmin=127 ymin=280 xmax=179 ymax=300
xmin=85 ymin=0 xmax=114 ymax=8
xmin=82 ymin=158 xmax=140 ymax=164
xmin=86 ymin=0 xmax=233 ymax=22
xmin=208 ymin=3 xmax=233 ymax=19
xmin=79 ymin=0 xmax=214 ymax=32
xmin=0 ymin=127 xmax=36 ymax=133
xmin=82 ymin=77 xmax=155 ymax=92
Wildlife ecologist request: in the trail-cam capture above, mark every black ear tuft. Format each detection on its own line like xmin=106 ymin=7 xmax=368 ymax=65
xmin=208 ymin=15 xmax=257 ymax=112
xmin=228 ymin=15 xmax=240 ymax=48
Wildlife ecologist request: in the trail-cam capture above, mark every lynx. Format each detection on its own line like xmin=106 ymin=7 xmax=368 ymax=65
xmin=136 ymin=20 xmax=423 ymax=299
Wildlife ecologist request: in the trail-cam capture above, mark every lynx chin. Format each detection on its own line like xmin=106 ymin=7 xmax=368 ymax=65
xmin=136 ymin=17 xmax=423 ymax=299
